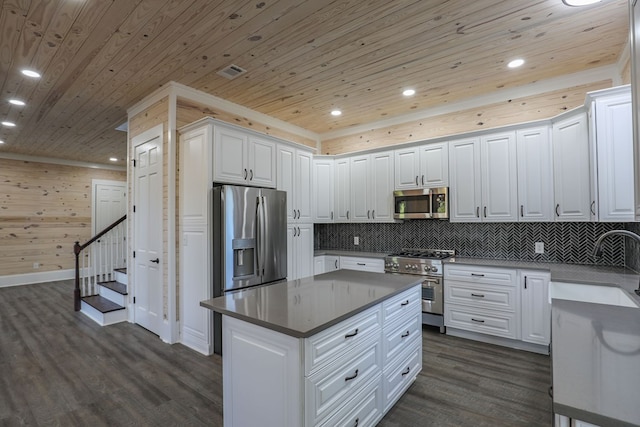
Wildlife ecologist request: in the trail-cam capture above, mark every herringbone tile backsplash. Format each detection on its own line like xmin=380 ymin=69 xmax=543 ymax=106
xmin=315 ymin=222 xmax=629 ymax=266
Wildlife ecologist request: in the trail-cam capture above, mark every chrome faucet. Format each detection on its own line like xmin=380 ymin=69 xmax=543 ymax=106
xmin=593 ymin=229 xmax=640 ymax=296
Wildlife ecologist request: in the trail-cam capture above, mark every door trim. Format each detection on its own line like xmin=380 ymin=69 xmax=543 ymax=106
xmin=91 ymin=179 xmax=127 ymax=235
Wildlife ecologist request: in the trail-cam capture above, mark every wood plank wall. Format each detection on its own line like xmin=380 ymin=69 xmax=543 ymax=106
xmin=320 ymin=81 xmax=612 ymax=154
xmin=0 ymin=158 xmax=125 ymax=276
xmin=176 ymin=99 xmax=317 ymax=149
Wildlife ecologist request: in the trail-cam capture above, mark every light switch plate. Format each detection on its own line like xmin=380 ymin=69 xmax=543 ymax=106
xmin=535 ymin=242 xmax=544 ymax=254
xmin=354 ymin=236 xmax=360 ymax=245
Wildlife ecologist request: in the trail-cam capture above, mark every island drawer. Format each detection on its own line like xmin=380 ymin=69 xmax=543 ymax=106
xmin=382 ymin=312 xmax=421 ymax=366
xmin=305 ymin=336 xmax=382 ymax=426
xmin=445 ymin=282 xmax=517 ymax=312
xmin=304 ymin=305 xmax=382 ymax=375
xmin=444 ymin=265 xmax=516 ymax=286
xmin=382 ymin=285 xmax=421 ymax=325
xmin=444 ymin=304 xmax=518 ymax=339
xmin=382 ymin=341 xmax=422 ymax=413
xmin=317 ymin=374 xmax=383 ymax=427
xmin=340 ymin=256 xmax=385 ymax=273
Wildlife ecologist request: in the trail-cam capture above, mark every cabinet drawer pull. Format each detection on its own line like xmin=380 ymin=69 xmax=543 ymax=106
xmin=345 ymin=369 xmax=359 ymax=382
xmin=401 ymin=330 xmax=410 ymax=338
xmin=344 ymin=328 xmax=359 ymax=339
xmin=353 ymin=418 xmax=359 ymax=427
xmin=357 ymin=263 xmax=366 ymax=266
xmin=471 ymin=293 xmax=485 ymax=298
xmin=401 ymin=367 xmax=411 ymax=376
xmin=470 ymin=273 xmax=485 ymax=277
xmin=400 ymin=300 xmax=410 ymax=306
xmin=471 ymin=318 xmax=485 ymax=323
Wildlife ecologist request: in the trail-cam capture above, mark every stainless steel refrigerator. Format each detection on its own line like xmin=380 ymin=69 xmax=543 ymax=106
xmin=212 ymin=184 xmax=287 ymax=353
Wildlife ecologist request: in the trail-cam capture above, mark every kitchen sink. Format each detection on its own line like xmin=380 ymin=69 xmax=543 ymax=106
xmin=549 ymin=281 xmax=639 ymax=308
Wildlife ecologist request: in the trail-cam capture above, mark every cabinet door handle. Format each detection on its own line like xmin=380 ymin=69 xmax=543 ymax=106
xmin=470 ymin=273 xmax=485 ymax=277
xmin=344 ymin=369 xmax=359 ymax=382
xmin=331 ymin=211 xmax=334 ymax=220
xmin=471 ymin=318 xmax=485 ymax=323
xmin=400 ymin=300 xmax=410 ymax=306
xmin=484 ymin=206 xmax=487 ymax=217
xmin=476 ymin=206 xmax=480 ymax=218
xmin=401 ymin=367 xmax=411 ymax=376
xmin=555 ymin=204 xmax=560 ymax=217
xmin=401 ymin=330 xmax=410 ymax=338
xmin=335 ymin=259 xmax=338 ymax=269
xmin=421 ymin=175 xmax=425 ymax=186
xmin=591 ymin=201 xmax=596 ymax=216
xmin=471 ymin=293 xmax=485 ymax=298
xmin=524 ymin=276 xmax=528 ymax=289
xmin=249 ymin=169 xmax=253 ymax=180
xmin=353 ymin=418 xmax=359 ymax=427
xmin=345 ymin=328 xmax=359 ymax=338
xmin=367 ymin=210 xmax=370 ymax=219
xmin=297 ymin=226 xmax=300 ymax=236
xmin=150 ymin=258 xmax=160 ymax=264
xmin=293 ymin=227 xmax=297 ymax=237
xmin=415 ymin=175 xmax=419 ymax=186
xmin=297 ymin=209 xmax=300 ymax=218
xmin=244 ymin=168 xmax=248 ymax=179
xmin=520 ymin=205 xmax=524 ymax=217
xmin=372 ymin=210 xmax=375 ymax=219
xmin=347 ymin=210 xmax=350 ymax=219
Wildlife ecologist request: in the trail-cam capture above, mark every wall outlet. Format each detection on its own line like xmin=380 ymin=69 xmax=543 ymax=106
xmin=535 ymin=242 xmax=544 ymax=254
xmin=33 ymin=262 xmax=40 ymax=269
xmin=354 ymin=236 xmax=360 ymax=245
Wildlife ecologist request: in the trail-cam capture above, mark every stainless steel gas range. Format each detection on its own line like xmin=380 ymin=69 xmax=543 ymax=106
xmin=384 ymin=248 xmax=455 ymax=333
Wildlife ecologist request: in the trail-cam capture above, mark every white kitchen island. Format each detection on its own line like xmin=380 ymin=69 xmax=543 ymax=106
xmin=200 ymin=270 xmax=423 ymax=427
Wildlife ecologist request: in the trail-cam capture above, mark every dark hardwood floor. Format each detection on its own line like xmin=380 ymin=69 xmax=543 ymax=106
xmin=0 ymin=280 xmax=551 ymax=426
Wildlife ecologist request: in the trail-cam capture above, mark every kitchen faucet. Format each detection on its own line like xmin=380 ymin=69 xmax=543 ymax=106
xmin=593 ymin=229 xmax=640 ymax=296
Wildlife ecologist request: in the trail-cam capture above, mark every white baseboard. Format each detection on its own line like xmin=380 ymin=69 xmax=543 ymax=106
xmin=0 ymin=269 xmax=75 ymax=288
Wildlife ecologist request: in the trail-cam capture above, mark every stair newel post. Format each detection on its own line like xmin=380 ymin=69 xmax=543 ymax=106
xmin=74 ymin=241 xmax=81 ymax=311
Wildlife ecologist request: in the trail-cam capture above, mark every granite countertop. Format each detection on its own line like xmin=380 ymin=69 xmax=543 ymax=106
xmin=200 ymin=270 xmax=422 ymax=338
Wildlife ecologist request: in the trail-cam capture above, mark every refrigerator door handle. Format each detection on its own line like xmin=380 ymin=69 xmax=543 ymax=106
xmin=259 ymin=195 xmax=267 ymax=277
xmin=255 ymin=196 xmax=262 ymax=279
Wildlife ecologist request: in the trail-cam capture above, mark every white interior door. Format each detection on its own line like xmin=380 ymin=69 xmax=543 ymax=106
xmin=134 ymin=135 xmax=163 ymax=335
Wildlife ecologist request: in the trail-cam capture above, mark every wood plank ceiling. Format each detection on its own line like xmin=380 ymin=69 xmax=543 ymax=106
xmin=0 ymin=0 xmax=630 ymax=164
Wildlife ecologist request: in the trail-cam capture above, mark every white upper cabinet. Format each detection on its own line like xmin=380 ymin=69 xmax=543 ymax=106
xmin=394 ymin=142 xmax=448 ymax=190
xmin=480 ymin=131 xmax=518 ymax=222
xmin=277 ymin=144 xmax=313 ymax=223
xmin=588 ymin=88 xmax=634 ymax=222
xmin=312 ymin=157 xmax=335 ymax=223
xmin=516 ymin=127 xmax=554 ymax=222
xmin=449 ymin=137 xmax=482 ymax=222
xmin=552 ymin=111 xmax=591 ymax=221
xmin=349 ymin=151 xmax=395 ymax=223
xmin=213 ymin=124 xmax=276 ymax=188
xmin=334 ymin=158 xmax=351 ymax=222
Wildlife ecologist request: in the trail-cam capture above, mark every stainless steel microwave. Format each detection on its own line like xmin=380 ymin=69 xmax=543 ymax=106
xmin=393 ymin=187 xmax=449 ymax=220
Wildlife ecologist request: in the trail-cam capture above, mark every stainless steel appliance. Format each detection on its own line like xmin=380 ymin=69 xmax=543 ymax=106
xmin=393 ymin=187 xmax=449 ymax=220
xmin=384 ymin=248 xmax=455 ymax=333
xmin=212 ymin=184 xmax=287 ymax=353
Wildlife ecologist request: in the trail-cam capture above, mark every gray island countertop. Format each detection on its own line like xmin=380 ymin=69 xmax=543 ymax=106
xmin=200 ymin=270 xmax=422 ymax=338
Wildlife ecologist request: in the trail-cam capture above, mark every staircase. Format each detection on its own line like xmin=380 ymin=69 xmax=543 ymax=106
xmin=74 ymin=214 xmax=128 ymax=326
xmin=80 ymin=268 xmax=128 ymax=326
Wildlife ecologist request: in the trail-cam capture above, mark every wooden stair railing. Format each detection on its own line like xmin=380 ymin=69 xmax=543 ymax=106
xmin=74 ymin=214 xmax=127 ymax=311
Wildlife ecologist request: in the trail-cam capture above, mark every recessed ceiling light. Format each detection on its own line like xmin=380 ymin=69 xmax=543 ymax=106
xmin=0 ymin=140 xmax=4 ymax=144
xmin=9 ymin=99 xmax=25 ymax=106
xmin=403 ymin=89 xmax=416 ymax=97
xmin=109 ymin=157 xmax=118 ymax=162
xmin=1 ymin=121 xmax=16 ymax=127
xmin=331 ymin=109 xmax=342 ymax=116
xmin=508 ymin=58 xmax=525 ymax=68
xmin=562 ymin=0 xmax=601 ymax=6
xmin=21 ymin=69 xmax=41 ymax=78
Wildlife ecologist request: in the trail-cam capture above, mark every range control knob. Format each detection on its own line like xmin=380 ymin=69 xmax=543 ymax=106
xmin=423 ymin=265 xmax=430 ymax=272
xmin=405 ymin=265 xmax=411 ymax=270
xmin=431 ymin=266 xmax=438 ymax=273
xmin=412 ymin=264 xmax=418 ymax=271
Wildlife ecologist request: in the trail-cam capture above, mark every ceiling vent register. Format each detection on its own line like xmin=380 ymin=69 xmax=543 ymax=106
xmin=217 ymin=64 xmax=247 ymax=79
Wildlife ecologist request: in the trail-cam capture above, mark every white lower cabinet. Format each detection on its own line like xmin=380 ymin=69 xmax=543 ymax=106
xmin=288 ymin=223 xmax=314 ymax=280
xmin=444 ymin=264 xmax=551 ymax=352
xmin=340 ymin=256 xmax=385 ymax=273
xmin=222 ymin=285 xmax=421 ymax=426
